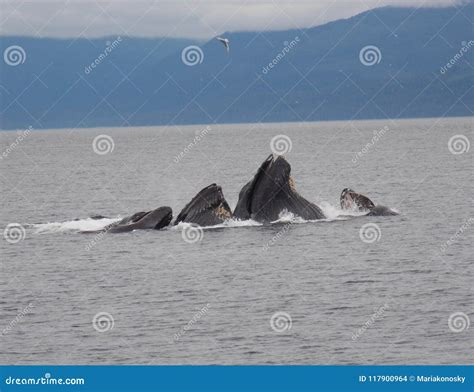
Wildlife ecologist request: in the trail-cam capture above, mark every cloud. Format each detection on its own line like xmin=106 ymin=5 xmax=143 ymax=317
xmin=0 ymin=0 xmax=462 ymax=39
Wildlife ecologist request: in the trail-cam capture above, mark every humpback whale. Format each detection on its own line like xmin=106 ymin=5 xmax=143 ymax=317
xmin=175 ymin=183 xmax=232 ymax=226
xmin=234 ymin=154 xmax=325 ymax=222
xmin=76 ymin=158 xmax=399 ymax=236
xmin=340 ymin=188 xmax=397 ymax=216
xmin=103 ymin=206 xmax=172 ymax=233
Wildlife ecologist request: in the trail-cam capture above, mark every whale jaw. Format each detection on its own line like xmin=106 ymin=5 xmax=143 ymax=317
xmin=340 ymin=189 xmax=398 ymax=216
xmin=107 ymin=207 xmax=173 ymax=233
xmin=174 ymin=184 xmax=232 ymax=227
xmin=340 ymin=188 xmax=375 ymax=212
xmin=234 ymin=154 xmax=325 ymax=223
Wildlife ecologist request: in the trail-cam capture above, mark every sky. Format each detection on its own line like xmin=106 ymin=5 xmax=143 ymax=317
xmin=0 ymin=0 xmax=463 ymax=39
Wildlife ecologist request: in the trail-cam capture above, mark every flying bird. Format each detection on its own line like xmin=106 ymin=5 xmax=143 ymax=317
xmin=216 ymin=37 xmax=230 ymax=53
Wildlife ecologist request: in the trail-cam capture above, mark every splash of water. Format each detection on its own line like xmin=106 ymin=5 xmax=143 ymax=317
xmin=32 ymin=217 xmax=120 ymax=234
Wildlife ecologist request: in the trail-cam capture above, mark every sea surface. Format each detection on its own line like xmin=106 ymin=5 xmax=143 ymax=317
xmin=0 ymin=117 xmax=472 ymax=364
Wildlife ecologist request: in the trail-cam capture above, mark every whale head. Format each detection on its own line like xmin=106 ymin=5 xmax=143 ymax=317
xmin=140 ymin=206 xmax=173 ymax=230
xmin=340 ymin=188 xmax=375 ymax=212
xmin=234 ymin=154 xmax=325 ymax=222
xmin=106 ymin=206 xmax=173 ymax=233
xmin=174 ymin=183 xmax=232 ymax=226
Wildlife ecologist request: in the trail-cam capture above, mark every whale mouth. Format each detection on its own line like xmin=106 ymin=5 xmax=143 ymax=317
xmin=340 ymin=189 xmax=375 ymax=211
xmin=100 ymin=206 xmax=173 ymax=233
xmin=150 ymin=207 xmax=173 ymax=229
xmin=233 ymin=154 xmax=325 ymax=222
xmin=123 ymin=207 xmax=172 ymax=229
xmin=174 ymin=183 xmax=232 ymax=226
xmin=340 ymin=188 xmax=356 ymax=210
xmin=233 ymin=154 xmax=291 ymax=220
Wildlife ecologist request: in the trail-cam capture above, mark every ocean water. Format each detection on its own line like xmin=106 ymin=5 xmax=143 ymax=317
xmin=0 ymin=117 xmax=472 ymax=365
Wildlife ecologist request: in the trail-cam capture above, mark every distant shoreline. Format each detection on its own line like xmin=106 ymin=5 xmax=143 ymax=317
xmin=0 ymin=115 xmax=472 ymax=133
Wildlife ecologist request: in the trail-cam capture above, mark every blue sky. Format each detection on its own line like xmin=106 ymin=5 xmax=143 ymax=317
xmin=0 ymin=0 xmax=461 ymax=39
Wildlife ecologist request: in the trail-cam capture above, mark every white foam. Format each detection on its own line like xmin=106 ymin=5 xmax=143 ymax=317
xmin=271 ymin=210 xmax=306 ymax=224
xmin=173 ymin=218 xmax=262 ymax=231
xmin=32 ymin=217 xmax=120 ymax=234
xmin=319 ymin=201 xmax=367 ymax=219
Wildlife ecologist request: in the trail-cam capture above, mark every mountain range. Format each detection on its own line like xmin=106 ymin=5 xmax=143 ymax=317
xmin=0 ymin=3 xmax=472 ymax=130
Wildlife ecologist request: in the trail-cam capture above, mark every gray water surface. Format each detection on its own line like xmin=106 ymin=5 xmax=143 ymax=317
xmin=0 ymin=117 xmax=472 ymax=364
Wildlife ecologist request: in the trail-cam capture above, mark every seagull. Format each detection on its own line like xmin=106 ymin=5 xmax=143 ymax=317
xmin=216 ymin=37 xmax=230 ymax=53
